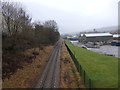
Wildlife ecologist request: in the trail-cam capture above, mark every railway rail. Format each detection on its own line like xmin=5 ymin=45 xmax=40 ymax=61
xmin=35 ymin=40 xmax=61 ymax=88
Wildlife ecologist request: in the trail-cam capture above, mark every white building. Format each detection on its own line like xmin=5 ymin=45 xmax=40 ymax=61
xmin=113 ymin=34 xmax=120 ymax=38
xmin=80 ymin=33 xmax=113 ymax=43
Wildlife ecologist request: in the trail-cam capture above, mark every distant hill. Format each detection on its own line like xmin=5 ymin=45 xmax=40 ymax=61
xmin=62 ymin=26 xmax=119 ymax=36
xmin=80 ymin=26 xmax=118 ymax=34
xmin=96 ymin=26 xmax=118 ymax=32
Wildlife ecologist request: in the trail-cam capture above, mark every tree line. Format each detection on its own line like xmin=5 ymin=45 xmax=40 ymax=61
xmin=2 ymin=2 xmax=60 ymax=53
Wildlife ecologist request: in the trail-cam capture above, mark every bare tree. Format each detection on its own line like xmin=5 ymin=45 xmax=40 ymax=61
xmin=43 ymin=20 xmax=58 ymax=32
xmin=2 ymin=2 xmax=15 ymax=35
xmin=2 ymin=2 xmax=32 ymax=35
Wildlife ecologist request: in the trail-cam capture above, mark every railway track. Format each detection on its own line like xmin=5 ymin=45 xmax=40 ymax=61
xmin=35 ymin=40 xmax=61 ymax=88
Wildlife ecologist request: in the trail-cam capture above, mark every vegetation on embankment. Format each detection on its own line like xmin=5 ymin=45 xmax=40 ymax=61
xmin=2 ymin=46 xmax=54 ymax=88
xmin=65 ymin=41 xmax=118 ymax=88
xmin=2 ymin=1 xmax=60 ymax=80
xmin=60 ymin=43 xmax=85 ymax=88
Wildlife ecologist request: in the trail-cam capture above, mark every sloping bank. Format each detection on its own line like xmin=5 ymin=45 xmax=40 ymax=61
xmin=60 ymin=43 xmax=85 ymax=88
xmin=65 ymin=41 xmax=118 ymax=88
xmin=2 ymin=46 xmax=54 ymax=88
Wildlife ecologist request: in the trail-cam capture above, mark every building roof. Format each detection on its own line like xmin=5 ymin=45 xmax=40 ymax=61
xmin=80 ymin=34 xmax=84 ymax=36
xmin=113 ymin=34 xmax=120 ymax=38
xmin=84 ymin=33 xmax=113 ymax=37
xmin=67 ymin=35 xmax=78 ymax=38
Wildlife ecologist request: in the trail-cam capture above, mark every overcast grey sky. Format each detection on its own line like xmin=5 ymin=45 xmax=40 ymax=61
xmin=12 ymin=0 xmax=119 ymax=34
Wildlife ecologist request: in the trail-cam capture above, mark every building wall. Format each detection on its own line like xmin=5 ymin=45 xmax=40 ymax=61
xmin=83 ymin=36 xmax=113 ymax=43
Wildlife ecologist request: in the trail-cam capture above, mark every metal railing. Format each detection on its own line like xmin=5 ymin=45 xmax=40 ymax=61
xmin=65 ymin=43 xmax=93 ymax=88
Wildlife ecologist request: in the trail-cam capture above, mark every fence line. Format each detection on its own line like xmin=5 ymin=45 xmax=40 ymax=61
xmin=65 ymin=43 xmax=93 ymax=88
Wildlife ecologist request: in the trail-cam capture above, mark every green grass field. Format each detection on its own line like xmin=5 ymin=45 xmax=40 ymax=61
xmin=65 ymin=41 xmax=118 ymax=88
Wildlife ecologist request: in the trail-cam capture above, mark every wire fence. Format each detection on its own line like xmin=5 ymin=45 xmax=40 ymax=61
xmin=65 ymin=43 xmax=93 ymax=88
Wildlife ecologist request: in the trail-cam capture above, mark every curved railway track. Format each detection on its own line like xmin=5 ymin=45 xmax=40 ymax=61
xmin=35 ymin=40 xmax=61 ymax=88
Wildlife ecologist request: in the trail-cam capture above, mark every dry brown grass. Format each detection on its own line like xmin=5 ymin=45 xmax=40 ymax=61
xmin=2 ymin=46 xmax=54 ymax=88
xmin=60 ymin=43 xmax=85 ymax=88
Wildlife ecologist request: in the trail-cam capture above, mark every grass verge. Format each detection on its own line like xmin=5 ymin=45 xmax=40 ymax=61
xmin=65 ymin=41 xmax=118 ymax=88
